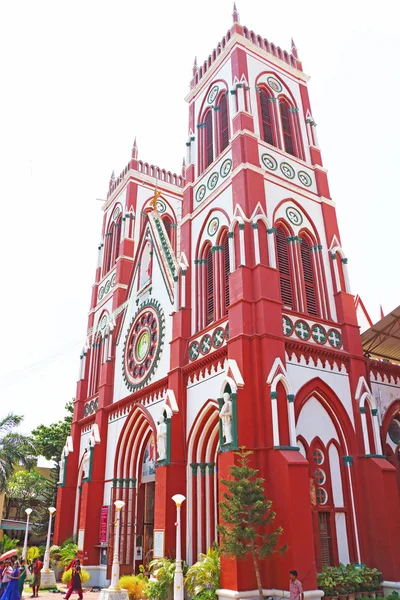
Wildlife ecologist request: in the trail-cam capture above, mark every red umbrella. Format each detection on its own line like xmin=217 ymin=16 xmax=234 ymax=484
xmin=0 ymin=549 xmax=18 ymax=561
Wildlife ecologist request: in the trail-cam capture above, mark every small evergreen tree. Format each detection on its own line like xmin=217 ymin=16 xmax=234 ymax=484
xmin=218 ymin=447 xmax=287 ymax=600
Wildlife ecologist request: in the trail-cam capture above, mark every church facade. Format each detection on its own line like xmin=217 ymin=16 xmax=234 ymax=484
xmin=54 ymin=7 xmax=400 ymax=597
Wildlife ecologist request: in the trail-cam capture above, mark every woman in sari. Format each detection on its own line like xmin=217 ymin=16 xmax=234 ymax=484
xmin=2 ymin=561 xmax=22 ymax=600
xmin=17 ymin=561 xmax=26 ymax=599
xmin=63 ymin=560 xmax=82 ymax=600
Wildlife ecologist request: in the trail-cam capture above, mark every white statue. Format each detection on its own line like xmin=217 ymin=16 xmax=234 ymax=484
xmin=157 ymin=413 xmax=167 ymax=461
xmin=219 ymin=392 xmax=233 ymax=445
xmin=82 ymin=447 xmax=91 ymax=478
xmin=58 ymin=448 xmax=67 ymax=485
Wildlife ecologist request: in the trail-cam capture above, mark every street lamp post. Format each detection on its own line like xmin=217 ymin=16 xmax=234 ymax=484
xmin=22 ymin=508 xmax=32 ymax=560
xmin=109 ymin=500 xmax=125 ymax=590
xmin=172 ymin=494 xmax=186 ymax=600
xmin=43 ymin=507 xmax=56 ymax=571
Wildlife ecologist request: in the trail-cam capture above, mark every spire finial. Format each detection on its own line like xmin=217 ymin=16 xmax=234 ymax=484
xmin=380 ymin=304 xmax=385 ymax=320
xmin=132 ymin=137 xmax=138 ymax=159
xmin=233 ymin=2 xmax=240 ymax=23
xmin=291 ymin=37 xmax=298 ymax=58
xmin=111 ymin=170 xmax=115 ymax=181
xmin=192 ymin=56 xmax=198 ymax=76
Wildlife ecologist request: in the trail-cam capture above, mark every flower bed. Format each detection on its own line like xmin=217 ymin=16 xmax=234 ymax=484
xmin=317 ymin=564 xmax=384 ymax=600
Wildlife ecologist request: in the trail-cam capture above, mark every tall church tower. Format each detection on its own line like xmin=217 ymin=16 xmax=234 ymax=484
xmin=55 ymin=5 xmax=400 ymax=597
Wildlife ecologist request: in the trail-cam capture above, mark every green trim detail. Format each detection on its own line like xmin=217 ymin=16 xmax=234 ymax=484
xmin=364 ymin=454 xmax=386 ymax=459
xmin=331 ymin=253 xmax=337 ymax=260
xmin=199 ymin=463 xmax=207 ymax=476
xmin=270 ymin=391 xmax=278 ymax=399
xmin=360 ymin=406 xmax=366 ymax=414
xmin=190 ymin=463 xmax=198 ymax=476
xmin=274 ymin=446 xmax=300 ymax=451
xmin=371 ymin=408 xmax=378 ymax=416
xmin=342 ymin=258 xmax=348 ymax=264
xmin=343 ymin=455 xmax=353 ymax=466
xmin=207 ymin=462 xmax=215 ymax=475
xmin=238 ymin=223 xmax=245 ymax=231
xmin=228 ymin=231 xmax=234 ymax=239
xmin=287 ymin=394 xmax=295 ymax=403
xmin=267 ymin=227 xmax=277 ymax=234
xmin=252 ymin=222 xmax=259 ymax=230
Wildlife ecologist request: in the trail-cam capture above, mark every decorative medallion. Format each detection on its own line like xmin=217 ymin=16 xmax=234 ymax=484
xmin=327 ymin=329 xmax=342 ymax=349
xmin=207 ymin=85 xmax=219 ymax=104
xmin=280 ymin=162 xmax=295 ymax=179
xmin=112 ymin=205 xmax=121 ymax=221
xmin=298 ymin=171 xmax=312 ymax=187
xmin=207 ymin=172 xmax=219 ymax=190
xmin=220 ymin=158 xmax=232 ymax=178
xmin=213 ymin=327 xmax=225 ymax=348
xmin=225 ymin=324 xmax=230 ymax=340
xmin=196 ymin=185 xmax=206 ymax=203
xmin=94 ymin=398 xmax=99 ymax=410
xmin=207 ymin=217 xmax=219 ymax=237
xmin=261 ymin=153 xmax=278 ymax=171
xmin=189 ymin=341 xmax=200 ymax=361
xmin=312 ymin=324 xmax=327 ymax=345
xmin=98 ymin=286 xmax=105 ymax=301
xmin=282 ymin=316 xmax=294 ymax=336
xmin=388 ymin=418 xmax=400 ymax=445
xmin=104 ymin=280 xmax=111 ymax=294
xmin=123 ymin=300 xmax=165 ymax=392
xmin=84 ymin=404 xmax=89 ymax=417
xmin=267 ymin=77 xmax=282 ymax=93
xmin=111 ymin=273 xmax=117 ymax=287
xmin=200 ymin=334 xmax=212 ymax=355
xmin=99 ymin=314 xmax=108 ymax=331
xmin=285 ymin=206 xmax=303 ymax=226
xmin=156 ymin=199 xmax=167 ymax=213
xmin=295 ymin=320 xmax=311 ymax=341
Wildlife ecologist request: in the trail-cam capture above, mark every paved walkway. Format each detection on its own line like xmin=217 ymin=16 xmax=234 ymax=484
xmin=22 ymin=586 xmax=101 ymax=600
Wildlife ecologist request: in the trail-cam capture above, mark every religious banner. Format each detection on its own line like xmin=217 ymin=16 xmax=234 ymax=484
xmin=99 ymin=505 xmax=109 ymax=544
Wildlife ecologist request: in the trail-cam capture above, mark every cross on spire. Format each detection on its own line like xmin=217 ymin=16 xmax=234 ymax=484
xmin=233 ymin=2 xmax=240 ymax=24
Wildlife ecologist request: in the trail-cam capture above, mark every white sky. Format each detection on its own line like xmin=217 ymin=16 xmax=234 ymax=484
xmin=0 ymin=0 xmax=399 ymax=434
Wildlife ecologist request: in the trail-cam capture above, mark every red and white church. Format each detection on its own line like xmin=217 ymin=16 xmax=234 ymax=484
xmin=54 ymin=6 xmax=400 ymax=597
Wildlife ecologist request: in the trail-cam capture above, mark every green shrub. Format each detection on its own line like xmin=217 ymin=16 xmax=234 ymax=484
xmin=119 ymin=574 xmax=148 ymax=600
xmin=146 ymin=558 xmax=188 ymax=600
xmin=27 ymin=547 xmax=39 ymax=562
xmin=317 ymin=564 xmax=383 ymax=597
xmin=185 ymin=547 xmax=220 ymax=600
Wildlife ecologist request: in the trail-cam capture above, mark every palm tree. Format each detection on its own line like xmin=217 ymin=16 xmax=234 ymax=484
xmin=0 ymin=413 xmax=36 ymax=492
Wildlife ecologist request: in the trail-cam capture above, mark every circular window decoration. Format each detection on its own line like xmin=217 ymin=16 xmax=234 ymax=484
xmin=94 ymin=398 xmax=99 ymax=411
xmin=89 ymin=400 xmax=95 ymax=414
xmin=196 ymin=185 xmax=206 ymax=203
xmin=112 ymin=205 xmax=121 ymax=221
xmin=200 ymin=334 xmax=212 ymax=355
xmin=104 ymin=279 xmax=111 ymax=294
xmin=225 ymin=324 xmax=230 ymax=340
xmin=111 ymin=273 xmax=117 ymax=287
xmin=388 ymin=417 xmax=400 ymax=445
xmin=207 ymin=85 xmax=219 ymax=104
xmin=98 ymin=286 xmax=105 ymax=301
xmin=220 ymin=158 xmax=232 ymax=178
xmin=312 ymin=324 xmax=327 ymax=345
xmin=84 ymin=403 xmax=89 ymax=417
xmin=213 ymin=327 xmax=225 ymax=348
xmin=189 ymin=341 xmax=200 ymax=361
xmin=207 ymin=172 xmax=219 ymax=190
xmin=327 ymin=329 xmax=342 ymax=349
xmin=207 ymin=217 xmax=219 ymax=237
xmin=295 ymin=320 xmax=311 ymax=341
xmin=286 ymin=206 xmax=303 ymax=226
xmin=156 ymin=199 xmax=167 ymax=213
xmin=123 ymin=300 xmax=165 ymax=392
xmin=267 ymin=76 xmax=282 ymax=93
xmin=99 ymin=314 xmax=108 ymax=331
xmin=313 ymin=449 xmax=324 ymax=465
xmin=261 ymin=153 xmax=278 ymax=171
xmin=314 ymin=468 xmax=326 ymax=485
xmin=298 ymin=171 xmax=312 ymax=187
xmin=316 ymin=487 xmax=328 ymax=505
xmin=280 ymin=162 xmax=295 ymax=179
xmin=282 ymin=315 xmax=294 ymax=336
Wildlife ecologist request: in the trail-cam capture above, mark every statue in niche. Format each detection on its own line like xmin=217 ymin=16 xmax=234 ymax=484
xmin=139 ymin=241 xmax=152 ymax=289
xmin=157 ymin=412 xmax=167 ymax=461
xmin=58 ymin=448 xmax=67 ymax=485
xmin=82 ymin=447 xmax=91 ymax=478
xmin=219 ymin=392 xmax=233 ymax=445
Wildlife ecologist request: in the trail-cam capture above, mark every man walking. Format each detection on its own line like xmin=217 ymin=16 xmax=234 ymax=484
xmin=289 ymin=570 xmax=304 ymax=600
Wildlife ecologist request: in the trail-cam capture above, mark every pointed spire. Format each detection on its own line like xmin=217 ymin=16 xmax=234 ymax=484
xmin=182 ymin=157 xmax=186 ymax=177
xmin=132 ymin=137 xmax=138 ymax=159
xmin=111 ymin=169 xmax=115 ymax=180
xmin=192 ymin=56 xmax=198 ymax=76
xmin=291 ymin=37 xmax=298 ymax=58
xmin=233 ymin=2 xmax=240 ymax=23
xmin=380 ymin=304 xmax=385 ymax=320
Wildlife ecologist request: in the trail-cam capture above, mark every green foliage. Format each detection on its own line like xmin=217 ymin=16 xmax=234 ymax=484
xmin=59 ymin=543 xmax=79 ymax=566
xmin=185 ymin=547 xmax=220 ymax=600
xmin=119 ymin=573 xmax=149 ymax=600
xmin=5 ymin=470 xmax=48 ymax=518
xmin=0 ymin=534 xmax=19 ymax=554
xmin=317 ymin=564 xmax=383 ymax=597
xmin=31 ymin=402 xmax=73 ymax=462
xmin=146 ymin=558 xmax=188 ymax=600
xmin=27 ymin=546 xmax=39 ymax=562
xmin=0 ymin=413 xmax=37 ymax=492
xmin=217 ymin=447 xmax=286 ymax=600
xmin=62 ymin=568 xmax=91 ymax=584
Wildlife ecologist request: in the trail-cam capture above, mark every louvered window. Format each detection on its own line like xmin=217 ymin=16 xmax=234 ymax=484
xmin=219 ymin=95 xmax=229 ymax=153
xmin=205 ymin=111 xmax=214 ymax=168
xmin=104 ymin=226 xmax=113 ymax=274
xmin=280 ymin=102 xmax=295 ymax=156
xmin=276 ymin=228 xmax=293 ymax=309
xmin=206 ymin=248 xmax=214 ymax=325
xmin=223 ymin=234 xmax=230 ymax=314
xmin=113 ymin=218 xmax=122 ymax=264
xmin=300 ymin=237 xmax=318 ymax=317
xmin=318 ymin=513 xmax=333 ymax=566
xmin=260 ymin=90 xmax=274 ymax=145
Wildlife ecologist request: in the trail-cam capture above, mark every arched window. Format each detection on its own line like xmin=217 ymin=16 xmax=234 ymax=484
xmin=206 ymin=245 xmax=214 ymax=325
xmin=280 ymin=101 xmax=295 ymax=156
xmin=103 ymin=224 xmax=113 ymax=276
xmin=90 ymin=334 xmax=102 ymax=396
xmin=221 ymin=232 xmax=230 ymax=315
xmin=276 ymin=226 xmax=294 ymax=309
xmin=161 ymin=214 xmax=176 ymax=253
xmin=218 ymin=95 xmax=229 ymax=154
xmin=205 ymin=111 xmax=214 ymax=169
xmin=299 ymin=235 xmax=318 ymax=317
xmin=112 ymin=216 xmax=122 ymax=265
xmin=260 ymin=89 xmax=275 ymax=146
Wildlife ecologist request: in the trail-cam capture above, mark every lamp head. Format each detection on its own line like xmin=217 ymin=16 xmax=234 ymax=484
xmin=48 ymin=507 xmax=56 ymax=515
xmin=114 ymin=500 xmax=125 ymax=511
xmin=172 ymin=494 xmax=186 ymax=507
xmin=25 ymin=508 xmax=32 ymax=516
